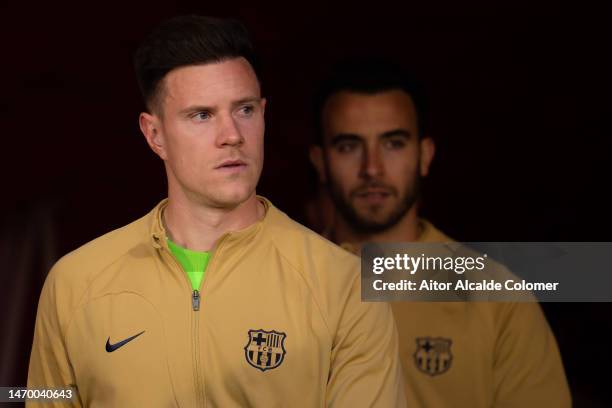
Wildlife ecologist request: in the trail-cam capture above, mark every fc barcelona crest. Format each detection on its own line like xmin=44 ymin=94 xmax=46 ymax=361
xmin=414 ymin=337 xmax=453 ymax=376
xmin=244 ymin=329 xmax=287 ymax=372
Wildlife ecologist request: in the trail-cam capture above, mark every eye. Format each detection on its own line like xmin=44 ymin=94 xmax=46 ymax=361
xmin=238 ymin=104 xmax=254 ymax=117
xmin=193 ymin=111 xmax=211 ymax=121
xmin=336 ymin=141 xmax=359 ymax=153
xmin=384 ymin=138 xmax=406 ymax=149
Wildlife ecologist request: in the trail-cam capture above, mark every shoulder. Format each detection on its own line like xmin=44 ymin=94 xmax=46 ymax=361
xmin=419 ymin=219 xmax=454 ymax=243
xmin=264 ymin=202 xmax=360 ymax=278
xmin=54 ymin=210 xmax=151 ymax=278
xmin=41 ymin=207 xmax=156 ymax=323
xmin=262 ymin=201 xmax=365 ymax=330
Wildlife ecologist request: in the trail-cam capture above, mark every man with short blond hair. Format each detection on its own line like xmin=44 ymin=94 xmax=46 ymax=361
xmin=27 ymin=17 xmax=406 ymax=407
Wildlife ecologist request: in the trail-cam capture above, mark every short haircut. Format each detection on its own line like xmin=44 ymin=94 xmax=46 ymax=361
xmin=133 ymin=15 xmax=259 ymax=113
xmin=313 ymin=58 xmax=427 ymax=145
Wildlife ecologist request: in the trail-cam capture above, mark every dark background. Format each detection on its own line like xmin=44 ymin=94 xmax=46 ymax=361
xmin=1 ymin=1 xmax=609 ymax=406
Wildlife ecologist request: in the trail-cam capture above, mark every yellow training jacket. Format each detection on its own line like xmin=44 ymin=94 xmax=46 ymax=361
xmin=28 ymin=197 xmax=406 ymax=407
xmin=344 ymin=220 xmax=571 ymax=408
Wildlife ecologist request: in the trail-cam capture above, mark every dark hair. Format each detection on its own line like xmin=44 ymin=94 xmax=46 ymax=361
xmin=313 ymin=58 xmax=427 ymax=144
xmin=133 ymin=15 xmax=259 ymax=113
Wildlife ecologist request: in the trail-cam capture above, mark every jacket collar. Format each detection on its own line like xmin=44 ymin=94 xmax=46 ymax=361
xmin=335 ymin=218 xmax=453 ymax=254
xmin=149 ymin=196 xmax=272 ymax=250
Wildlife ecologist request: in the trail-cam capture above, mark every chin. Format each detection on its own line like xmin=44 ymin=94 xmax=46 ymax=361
xmin=210 ymin=185 xmax=255 ymax=208
xmin=356 ymin=207 xmax=395 ymax=224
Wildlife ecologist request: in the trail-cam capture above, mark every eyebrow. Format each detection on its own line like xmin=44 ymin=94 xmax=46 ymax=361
xmin=232 ymin=97 xmax=261 ymax=107
xmin=380 ymin=128 xmax=412 ymax=139
xmin=329 ymin=128 xmax=412 ymax=145
xmin=178 ymin=97 xmax=262 ymax=116
xmin=330 ymin=133 xmax=362 ymax=146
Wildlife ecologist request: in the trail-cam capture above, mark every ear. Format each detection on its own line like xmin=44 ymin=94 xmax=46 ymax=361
xmin=419 ymin=136 xmax=435 ymax=177
xmin=260 ymin=97 xmax=267 ymax=115
xmin=309 ymin=144 xmax=327 ymax=183
xmin=139 ymin=112 xmax=168 ymax=160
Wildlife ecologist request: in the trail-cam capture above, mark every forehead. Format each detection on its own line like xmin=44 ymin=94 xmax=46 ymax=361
xmin=322 ymin=90 xmax=418 ymax=137
xmin=161 ymin=57 xmax=260 ymax=109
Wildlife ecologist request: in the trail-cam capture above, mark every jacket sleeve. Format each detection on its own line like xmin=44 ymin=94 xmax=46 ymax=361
xmin=326 ymin=274 xmax=407 ymax=407
xmin=492 ymin=302 xmax=571 ymax=407
xmin=27 ymin=265 xmax=82 ymax=407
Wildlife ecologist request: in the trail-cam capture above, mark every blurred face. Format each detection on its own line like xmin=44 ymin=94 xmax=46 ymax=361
xmin=140 ymin=58 xmax=265 ymax=208
xmin=318 ymin=90 xmax=433 ymax=232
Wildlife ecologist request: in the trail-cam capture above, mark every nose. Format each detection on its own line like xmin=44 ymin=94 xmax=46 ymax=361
xmin=216 ymin=114 xmax=244 ymax=147
xmin=360 ymin=144 xmax=384 ymax=178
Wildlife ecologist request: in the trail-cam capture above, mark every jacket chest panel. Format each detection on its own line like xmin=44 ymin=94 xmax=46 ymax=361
xmin=392 ymin=302 xmax=494 ymax=407
xmin=67 ymin=292 xmax=178 ymax=407
xmin=188 ymin=262 xmax=331 ymax=405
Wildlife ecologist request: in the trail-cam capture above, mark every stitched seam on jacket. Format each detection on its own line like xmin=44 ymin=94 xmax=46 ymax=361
xmin=267 ymin=239 xmax=333 ymax=339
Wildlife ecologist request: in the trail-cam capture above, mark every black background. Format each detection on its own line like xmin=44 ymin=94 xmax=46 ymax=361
xmin=1 ymin=1 xmax=609 ymax=406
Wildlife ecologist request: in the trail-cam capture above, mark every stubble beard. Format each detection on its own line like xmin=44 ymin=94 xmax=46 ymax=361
xmin=326 ymin=170 xmax=421 ymax=234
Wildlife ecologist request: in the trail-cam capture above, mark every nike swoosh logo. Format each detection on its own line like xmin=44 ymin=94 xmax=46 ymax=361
xmin=105 ymin=331 xmax=145 ymax=353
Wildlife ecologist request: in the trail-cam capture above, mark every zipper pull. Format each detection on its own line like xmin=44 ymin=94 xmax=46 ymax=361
xmin=192 ymin=290 xmax=200 ymax=311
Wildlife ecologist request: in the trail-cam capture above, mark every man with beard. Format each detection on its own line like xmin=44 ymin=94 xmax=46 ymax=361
xmin=309 ymin=60 xmax=571 ymax=407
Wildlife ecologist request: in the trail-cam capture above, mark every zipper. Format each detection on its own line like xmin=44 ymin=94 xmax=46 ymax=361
xmin=191 ymin=234 xmax=228 ymax=407
xmin=159 ymin=246 xmax=205 ymax=407
xmin=193 ymin=301 xmax=202 ymax=407
xmin=192 ymin=290 xmax=200 ymax=311
xmin=159 ymin=234 xmax=229 ymax=408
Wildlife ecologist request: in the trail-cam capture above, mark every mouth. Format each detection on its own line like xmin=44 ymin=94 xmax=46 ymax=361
xmin=215 ymin=159 xmax=247 ymax=171
xmin=354 ymin=189 xmax=393 ymax=204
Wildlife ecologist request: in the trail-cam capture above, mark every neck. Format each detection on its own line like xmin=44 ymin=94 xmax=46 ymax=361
xmin=163 ymin=192 xmax=264 ymax=252
xmin=331 ymin=206 xmax=421 ymax=254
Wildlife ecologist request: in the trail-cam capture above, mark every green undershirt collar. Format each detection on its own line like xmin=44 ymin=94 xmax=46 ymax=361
xmin=167 ymin=239 xmax=210 ymax=291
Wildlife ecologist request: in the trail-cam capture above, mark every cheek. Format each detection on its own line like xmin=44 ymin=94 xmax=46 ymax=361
xmin=165 ymin=127 xmax=215 ymax=176
xmin=327 ymin=153 xmax=360 ymax=187
xmin=238 ymin=118 xmax=265 ymax=158
xmin=383 ymin=150 xmax=420 ymax=184
xmin=165 ymin=121 xmax=199 ymax=154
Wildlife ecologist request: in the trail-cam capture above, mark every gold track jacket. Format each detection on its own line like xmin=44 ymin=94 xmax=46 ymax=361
xmin=28 ymin=197 xmax=406 ymax=407
xmin=347 ymin=220 xmax=571 ymax=408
